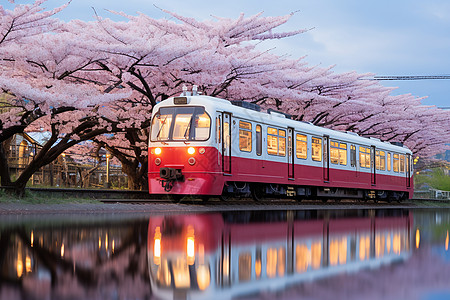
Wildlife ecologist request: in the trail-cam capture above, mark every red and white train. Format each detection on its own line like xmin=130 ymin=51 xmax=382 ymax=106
xmin=148 ymin=90 xmax=413 ymax=201
xmin=147 ymin=210 xmax=413 ymax=299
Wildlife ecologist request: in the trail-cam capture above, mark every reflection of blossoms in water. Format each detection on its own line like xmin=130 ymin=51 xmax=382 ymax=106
xmin=0 ymin=218 xmax=151 ymax=300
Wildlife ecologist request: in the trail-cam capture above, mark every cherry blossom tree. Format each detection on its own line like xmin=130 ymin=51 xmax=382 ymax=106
xmin=0 ymin=1 xmax=130 ymax=196
xmin=55 ymin=9 xmax=313 ymax=189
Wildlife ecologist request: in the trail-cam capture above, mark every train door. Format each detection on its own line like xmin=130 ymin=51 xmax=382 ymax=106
xmin=323 ymin=135 xmax=330 ymax=182
xmin=288 ymin=127 xmax=294 ymax=179
xmin=350 ymin=144 xmax=358 ymax=178
xmin=370 ymin=146 xmax=376 ymax=185
xmin=222 ymin=112 xmax=232 ymax=174
xmin=219 ymin=230 xmax=231 ymax=287
xmin=406 ymin=154 xmax=411 ymax=188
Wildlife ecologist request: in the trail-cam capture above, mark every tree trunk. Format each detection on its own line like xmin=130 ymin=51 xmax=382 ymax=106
xmin=0 ymin=140 xmax=12 ymax=187
xmin=1 ymin=180 xmax=27 ymax=197
xmin=121 ymin=161 xmax=147 ymax=190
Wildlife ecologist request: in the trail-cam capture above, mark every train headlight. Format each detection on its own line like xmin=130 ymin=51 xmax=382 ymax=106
xmin=154 ymin=227 xmax=162 ymax=265
xmin=186 ymin=225 xmax=195 ymax=265
xmin=154 ymin=147 xmax=162 ymax=155
xmin=187 ymin=147 xmax=195 ymax=155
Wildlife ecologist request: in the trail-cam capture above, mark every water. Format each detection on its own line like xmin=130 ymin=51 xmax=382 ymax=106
xmin=1 ymin=208 xmax=450 ymax=300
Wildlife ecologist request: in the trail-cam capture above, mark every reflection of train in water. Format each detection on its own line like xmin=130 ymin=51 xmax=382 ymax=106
xmin=147 ymin=210 xmax=412 ymax=300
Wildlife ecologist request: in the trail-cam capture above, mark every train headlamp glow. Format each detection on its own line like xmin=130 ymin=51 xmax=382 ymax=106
xmin=154 ymin=227 xmax=162 ymax=265
xmin=186 ymin=225 xmax=195 ymax=265
xmin=187 ymin=147 xmax=195 ymax=155
xmin=154 ymin=147 xmax=162 ymax=155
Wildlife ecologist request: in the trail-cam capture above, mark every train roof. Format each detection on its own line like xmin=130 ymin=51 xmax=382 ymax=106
xmin=154 ymin=95 xmax=412 ymax=154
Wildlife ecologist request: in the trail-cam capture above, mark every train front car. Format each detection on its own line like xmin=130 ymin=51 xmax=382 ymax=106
xmin=148 ymin=95 xmax=223 ymax=199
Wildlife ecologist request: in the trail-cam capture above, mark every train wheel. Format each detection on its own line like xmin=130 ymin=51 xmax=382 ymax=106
xmin=201 ymin=196 xmax=210 ymax=202
xmin=251 ymin=184 xmax=264 ymax=201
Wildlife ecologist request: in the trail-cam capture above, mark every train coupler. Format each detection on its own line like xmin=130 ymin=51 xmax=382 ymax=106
xmin=159 ymin=167 xmax=184 ymax=192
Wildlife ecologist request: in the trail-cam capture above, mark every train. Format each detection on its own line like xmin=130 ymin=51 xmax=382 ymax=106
xmin=147 ymin=210 xmax=413 ymax=300
xmin=148 ymin=88 xmax=413 ymax=202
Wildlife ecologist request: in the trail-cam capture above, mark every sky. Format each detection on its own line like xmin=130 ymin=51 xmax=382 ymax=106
xmin=6 ymin=0 xmax=450 ymax=107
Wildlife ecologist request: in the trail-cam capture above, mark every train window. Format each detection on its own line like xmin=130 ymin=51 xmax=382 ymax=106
xmin=224 ymin=121 xmax=230 ymax=150
xmin=387 ymin=152 xmax=392 ymax=171
xmin=256 ymin=125 xmax=262 ymax=156
xmin=239 ymin=121 xmax=252 ymax=152
xmin=330 ymin=141 xmax=347 ymax=165
xmin=311 ymin=242 xmax=322 ymax=269
xmin=359 ymin=235 xmax=371 ymax=261
xmin=173 ymin=114 xmax=192 ymax=139
xmin=399 ymin=154 xmax=405 ymax=173
xmin=151 ymin=114 xmax=173 ymax=140
xmin=151 ymin=106 xmax=211 ymax=141
xmin=339 ymin=143 xmax=347 ymax=165
xmin=294 ymin=242 xmax=322 ymax=272
xmin=376 ymin=150 xmax=386 ymax=171
xmin=359 ymin=146 xmax=371 ymax=168
xmin=295 ymin=244 xmax=309 ymax=273
xmin=173 ymin=260 xmax=190 ymax=288
xmin=312 ymin=137 xmax=322 ymax=162
xmin=255 ymin=249 xmax=262 ymax=279
xmin=267 ymin=127 xmax=286 ymax=156
xmin=279 ymin=130 xmax=286 ymax=156
xmin=296 ymin=134 xmax=307 ymax=159
xmin=195 ymin=112 xmax=211 ymax=139
xmin=266 ymin=247 xmax=286 ymax=278
xmin=330 ymin=141 xmax=339 ymax=164
xmin=216 ymin=116 xmax=221 ymax=144
xmin=238 ymin=252 xmax=252 ymax=282
xmin=393 ymin=153 xmax=399 ymax=172
xmin=350 ymin=145 xmax=357 ymax=167
xmin=330 ymin=237 xmax=348 ymax=266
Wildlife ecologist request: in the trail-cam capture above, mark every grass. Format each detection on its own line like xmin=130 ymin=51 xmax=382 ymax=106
xmin=412 ymin=200 xmax=450 ymax=207
xmin=415 ymin=167 xmax=450 ymax=191
xmin=0 ymin=190 xmax=101 ymax=204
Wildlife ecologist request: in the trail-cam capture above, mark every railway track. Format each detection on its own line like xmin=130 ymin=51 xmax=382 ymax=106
xmin=21 ymin=187 xmax=447 ymax=206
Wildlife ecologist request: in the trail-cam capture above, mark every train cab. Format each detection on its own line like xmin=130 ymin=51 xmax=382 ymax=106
xmin=148 ymin=92 xmax=226 ymax=197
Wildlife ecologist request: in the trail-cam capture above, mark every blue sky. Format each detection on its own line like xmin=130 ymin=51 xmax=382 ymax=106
xmin=7 ymin=0 xmax=450 ymax=107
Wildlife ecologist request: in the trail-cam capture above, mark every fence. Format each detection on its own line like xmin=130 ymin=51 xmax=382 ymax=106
xmin=8 ymin=145 xmax=129 ymax=189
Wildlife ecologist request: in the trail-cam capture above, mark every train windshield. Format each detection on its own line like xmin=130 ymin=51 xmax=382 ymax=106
xmin=150 ymin=106 xmax=211 ymax=142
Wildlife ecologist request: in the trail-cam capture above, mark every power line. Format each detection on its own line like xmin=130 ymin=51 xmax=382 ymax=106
xmin=369 ymin=75 xmax=450 ymax=81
